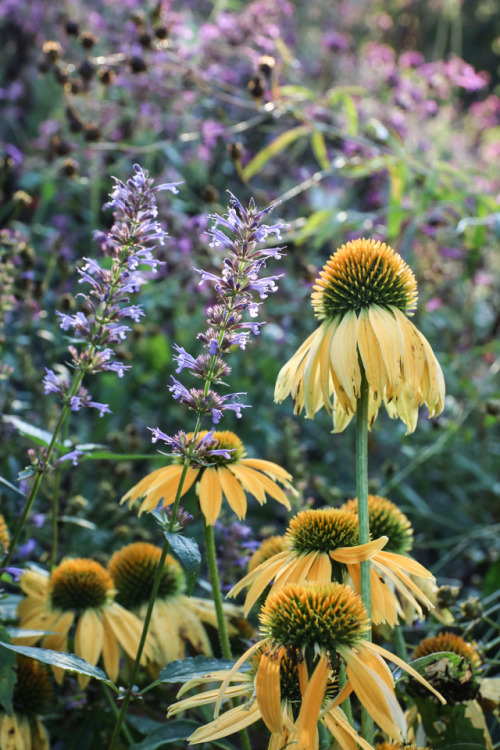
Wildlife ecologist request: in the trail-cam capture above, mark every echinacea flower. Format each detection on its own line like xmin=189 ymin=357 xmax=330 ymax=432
xmin=168 ymin=644 xmax=373 ymax=750
xmin=247 ymin=535 xmax=289 ymax=572
xmin=229 ymin=508 xmax=435 ymax=626
xmin=341 ymin=495 xmax=413 ymax=555
xmin=0 ymin=655 xmax=52 ymax=750
xmin=175 ymin=583 xmax=443 ymax=747
xmin=108 ymin=542 xmax=242 ymax=672
xmin=120 ymin=430 xmax=295 ymax=525
xmin=275 ymin=239 xmax=445 ymax=433
xmin=411 ymin=631 xmax=482 ymax=704
xmin=16 ymin=559 xmax=152 ymax=688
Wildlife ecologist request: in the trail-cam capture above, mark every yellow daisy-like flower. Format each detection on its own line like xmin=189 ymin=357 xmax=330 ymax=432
xmin=108 ymin=542 xmax=242 ymax=672
xmin=411 ymin=631 xmax=482 ymax=704
xmin=247 ymin=535 xmax=289 ymax=573
xmin=168 ymin=644 xmax=373 ymax=750
xmin=275 ymin=239 xmax=445 ymax=433
xmin=16 ymin=559 xmax=152 ymax=688
xmin=229 ymin=508 xmax=434 ymax=626
xmin=120 ymin=430 xmax=295 ymax=524
xmin=0 ymin=655 xmax=52 ymax=750
xmin=412 ymin=632 xmax=481 ymax=670
xmin=172 ymin=583 xmax=443 ymax=748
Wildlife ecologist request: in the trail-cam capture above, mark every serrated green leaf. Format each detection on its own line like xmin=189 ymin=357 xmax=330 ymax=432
xmin=158 ymin=656 xmax=248 ymax=684
xmin=163 ymin=530 xmax=201 ymax=595
xmin=242 ymin=126 xmax=310 ymax=181
xmin=0 ymin=625 xmax=16 ymax=715
xmin=128 ymin=719 xmax=199 ymax=749
xmin=0 ymin=642 xmax=116 ymax=688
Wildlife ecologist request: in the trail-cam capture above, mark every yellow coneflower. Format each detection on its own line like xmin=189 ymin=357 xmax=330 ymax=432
xmin=341 ymin=495 xmax=413 ymax=555
xmin=172 ymin=583 xmax=443 ymax=748
xmin=275 ymin=239 xmax=445 ymax=433
xmin=411 ymin=631 xmax=482 ymax=704
xmin=0 ymin=512 xmax=10 ymax=555
xmin=108 ymin=542 xmax=242 ymax=672
xmin=16 ymin=559 xmax=152 ymax=688
xmin=376 ymin=743 xmax=428 ymax=750
xmin=412 ymin=632 xmax=481 ymax=669
xmin=229 ymin=508 xmax=434 ymax=626
xmin=120 ymin=430 xmax=295 ymax=525
xmin=0 ymin=655 xmax=52 ymax=750
xmin=168 ymin=644 xmax=373 ymax=750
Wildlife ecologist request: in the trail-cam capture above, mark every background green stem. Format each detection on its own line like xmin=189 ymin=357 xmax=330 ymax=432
xmin=203 ymin=521 xmax=232 ymax=660
xmin=356 ymin=369 xmax=374 ymax=743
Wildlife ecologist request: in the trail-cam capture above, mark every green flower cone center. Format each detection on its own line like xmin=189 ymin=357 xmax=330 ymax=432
xmin=342 ymin=496 xmax=413 ymax=554
xmin=13 ymin=656 xmax=52 ymax=715
xmin=260 ymin=582 xmax=369 ymax=651
xmin=311 ymin=238 xmax=418 ymax=319
xmin=50 ymin=559 xmax=112 ymax=611
xmin=108 ymin=543 xmax=185 ymax=609
xmin=287 ymin=509 xmax=359 ymax=554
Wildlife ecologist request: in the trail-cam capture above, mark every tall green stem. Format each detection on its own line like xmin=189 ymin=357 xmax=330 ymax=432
xmin=356 ymin=370 xmax=373 ymax=743
xmin=203 ymin=521 xmax=232 ymax=660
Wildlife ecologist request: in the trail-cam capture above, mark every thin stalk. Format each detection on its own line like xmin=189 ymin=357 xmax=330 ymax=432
xmin=338 ymin=663 xmax=353 ymax=727
xmin=355 ymin=370 xmax=373 ymax=743
xmin=102 ymin=684 xmax=134 ymax=745
xmin=108 ymin=460 xmax=190 ymax=750
xmin=392 ymin=623 xmax=407 ymax=662
xmin=203 ymin=521 xmax=232 ymax=659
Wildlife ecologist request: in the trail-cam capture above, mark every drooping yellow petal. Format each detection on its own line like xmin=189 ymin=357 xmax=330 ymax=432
xmin=227 ymin=464 xmax=266 ymax=504
xmin=331 ymin=536 xmax=388 ymax=564
xmin=338 ymin=644 xmax=405 ymax=740
xmin=214 ymin=639 xmax=267 ymax=717
xmin=303 ymin=320 xmax=336 ymax=417
xmin=42 ymin=611 xmax=75 ymax=652
xmin=256 ymin=648 xmax=284 ymax=733
xmin=217 ymin=466 xmax=247 ymax=519
xmin=274 ymin=552 xmax=318 ymax=588
xmin=370 ymin=568 xmax=398 ymax=626
xmin=306 ymin=552 xmax=332 ymax=582
xmin=104 ymin=603 xmax=148 ymax=663
xmin=101 ymin=615 xmax=120 ymax=682
xmin=240 ymin=459 xmax=293 ymax=482
xmin=368 ymin=305 xmax=403 ymax=391
xmin=323 ymin=706 xmax=374 ymax=750
xmin=74 ymin=608 xmax=103 ymax=667
xmin=138 ymin=467 xmax=199 ymax=514
xmin=169 ymin=684 xmax=250 ymax=716
xmin=174 ymin=602 xmax=213 ymax=657
xmin=121 ymin=465 xmax=184 ymax=505
xmin=365 ymin=641 xmax=446 ymax=704
xmin=357 ymin=306 xmax=387 ymax=399
xmin=330 ymin=310 xmax=360 ymax=408
xmin=188 ymin=702 xmax=262 ymax=744
xmin=199 ymin=467 xmax=223 ymax=525
xmin=296 ymin=654 xmax=329 ymax=750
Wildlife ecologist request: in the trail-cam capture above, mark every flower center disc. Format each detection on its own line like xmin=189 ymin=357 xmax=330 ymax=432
xmin=287 ymin=509 xmax=359 ymax=554
xmin=342 ymin=496 xmax=413 ymax=554
xmin=50 ymin=559 xmax=112 ymax=611
xmin=311 ymin=238 xmax=418 ymax=319
xmin=108 ymin=543 xmax=185 ymax=608
xmin=260 ymin=582 xmax=369 ymax=651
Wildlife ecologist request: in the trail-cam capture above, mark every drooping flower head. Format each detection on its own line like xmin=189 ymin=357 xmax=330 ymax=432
xmin=108 ymin=542 xmax=241 ymax=670
xmin=411 ymin=631 xmax=481 ymax=703
xmin=341 ymin=495 xmax=414 ymax=555
xmin=275 ymin=238 xmax=445 ymax=433
xmin=185 ymin=582 xmax=443 ymax=747
xmin=0 ymin=655 xmax=52 ymax=750
xmin=229 ymin=507 xmax=434 ymax=626
xmin=120 ymin=430 xmax=295 ymax=525
xmin=16 ymin=559 xmax=151 ymax=687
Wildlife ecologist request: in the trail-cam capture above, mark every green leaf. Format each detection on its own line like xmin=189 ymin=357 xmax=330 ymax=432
xmin=128 ymin=719 xmax=199 ymax=749
xmin=0 ymin=642 xmax=116 ymax=688
xmin=2 ymin=415 xmax=66 ymax=450
xmin=0 ymin=474 xmax=26 ymax=496
xmin=310 ymin=131 xmax=330 ymax=170
xmin=0 ymin=625 xmax=16 ymax=715
xmin=242 ymin=126 xmax=310 ymax=181
xmin=163 ymin=530 xmax=201 ymax=595
xmin=7 ymin=628 xmax=56 ymax=639
xmin=158 ymin=656 xmax=248 ymax=684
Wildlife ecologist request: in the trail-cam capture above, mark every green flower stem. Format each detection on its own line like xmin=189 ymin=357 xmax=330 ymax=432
xmin=356 ymin=369 xmax=373 ymax=744
xmin=1 ymin=370 xmax=84 ymax=569
xmin=393 ymin=622 xmax=407 ymax=662
xmin=108 ymin=460 xmax=190 ymax=750
xmin=203 ymin=521 xmax=232 ymax=660
xmin=338 ymin=662 xmax=353 ymax=727
xmin=102 ymin=683 xmax=134 ymax=746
